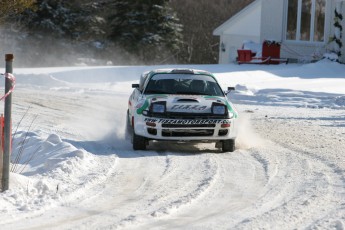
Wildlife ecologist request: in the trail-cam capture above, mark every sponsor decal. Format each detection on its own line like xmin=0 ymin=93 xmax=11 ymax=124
xmin=144 ymin=118 xmax=230 ymax=125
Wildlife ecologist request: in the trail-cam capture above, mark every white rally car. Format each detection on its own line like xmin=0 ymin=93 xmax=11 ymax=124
xmin=127 ymin=69 xmax=238 ymax=152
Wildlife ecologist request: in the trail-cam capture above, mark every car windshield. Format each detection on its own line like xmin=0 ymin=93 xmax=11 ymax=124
xmin=144 ymin=74 xmax=224 ymax=96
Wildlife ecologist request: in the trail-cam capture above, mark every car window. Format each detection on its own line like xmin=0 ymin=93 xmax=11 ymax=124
xmin=144 ymin=74 xmax=224 ymax=96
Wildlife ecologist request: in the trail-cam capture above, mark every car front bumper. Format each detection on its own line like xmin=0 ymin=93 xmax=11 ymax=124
xmin=134 ymin=115 xmax=237 ymax=141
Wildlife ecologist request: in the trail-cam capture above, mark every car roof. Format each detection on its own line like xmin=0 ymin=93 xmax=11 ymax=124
xmin=148 ymin=68 xmax=213 ymax=76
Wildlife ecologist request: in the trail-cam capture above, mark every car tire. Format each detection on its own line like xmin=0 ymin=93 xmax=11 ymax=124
xmin=133 ymin=132 xmax=147 ymax=150
xmin=125 ymin=110 xmax=133 ymax=141
xmin=222 ymin=139 xmax=235 ymax=152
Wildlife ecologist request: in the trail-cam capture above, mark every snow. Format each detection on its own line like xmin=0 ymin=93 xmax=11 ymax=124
xmin=0 ymin=59 xmax=344 ymax=229
xmin=242 ymin=40 xmax=262 ymax=57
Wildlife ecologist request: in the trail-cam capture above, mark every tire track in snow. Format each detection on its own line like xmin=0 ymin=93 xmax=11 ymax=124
xmin=135 ymin=107 xmax=345 ymax=229
xmin=133 ymin=149 xmax=270 ymax=229
xmin=23 ymin=147 xmax=220 ymax=230
xmin=115 ymin=148 xmax=221 ymax=228
xmin=232 ymin=142 xmax=345 ymax=229
xmin=235 ymin=105 xmax=345 ymax=229
xmin=147 ymin=156 xmax=218 ymax=218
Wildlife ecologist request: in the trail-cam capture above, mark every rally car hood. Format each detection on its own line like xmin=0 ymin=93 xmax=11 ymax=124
xmin=135 ymin=94 xmax=238 ymax=118
xmin=144 ymin=94 xmax=231 ymax=114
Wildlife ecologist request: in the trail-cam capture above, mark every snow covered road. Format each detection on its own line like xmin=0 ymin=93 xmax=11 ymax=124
xmin=0 ymin=62 xmax=345 ymax=229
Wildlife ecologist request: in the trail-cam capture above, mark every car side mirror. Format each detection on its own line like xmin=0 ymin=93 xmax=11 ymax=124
xmin=132 ymin=84 xmax=140 ymax=88
xmin=225 ymin=86 xmax=235 ymax=95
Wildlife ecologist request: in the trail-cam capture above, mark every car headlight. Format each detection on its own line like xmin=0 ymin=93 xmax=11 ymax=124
xmin=150 ymin=102 xmax=166 ymax=113
xmin=211 ymin=103 xmax=227 ymax=115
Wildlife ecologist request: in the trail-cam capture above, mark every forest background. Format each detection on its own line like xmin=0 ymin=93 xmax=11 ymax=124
xmin=0 ymin=0 xmax=253 ymax=67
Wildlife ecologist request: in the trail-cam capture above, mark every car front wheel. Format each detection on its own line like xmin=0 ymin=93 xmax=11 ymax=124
xmin=125 ymin=110 xmax=133 ymax=141
xmin=222 ymin=139 xmax=235 ymax=152
xmin=133 ymin=132 xmax=147 ymax=150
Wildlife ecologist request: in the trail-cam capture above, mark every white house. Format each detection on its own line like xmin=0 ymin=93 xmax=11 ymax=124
xmin=213 ymin=0 xmax=345 ymax=63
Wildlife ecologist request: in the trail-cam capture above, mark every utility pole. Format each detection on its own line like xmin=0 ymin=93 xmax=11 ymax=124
xmin=2 ymin=54 xmax=14 ymax=191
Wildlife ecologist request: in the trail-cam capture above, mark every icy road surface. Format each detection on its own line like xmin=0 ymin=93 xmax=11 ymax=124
xmin=0 ymin=63 xmax=345 ymax=229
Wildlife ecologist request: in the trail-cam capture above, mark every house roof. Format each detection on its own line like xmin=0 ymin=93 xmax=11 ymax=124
xmin=213 ymin=0 xmax=261 ymax=37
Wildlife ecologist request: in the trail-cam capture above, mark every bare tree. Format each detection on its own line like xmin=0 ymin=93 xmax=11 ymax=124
xmin=0 ymin=0 xmax=35 ymax=21
xmin=169 ymin=0 xmax=253 ymax=64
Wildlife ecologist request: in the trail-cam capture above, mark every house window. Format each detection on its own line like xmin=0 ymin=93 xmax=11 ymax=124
xmin=286 ymin=0 xmax=326 ymax=42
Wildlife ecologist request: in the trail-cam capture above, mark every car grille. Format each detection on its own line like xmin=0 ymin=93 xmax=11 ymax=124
xmin=162 ymin=124 xmax=216 ymax=128
xmin=150 ymin=112 xmax=228 ymax=119
xmin=162 ymin=129 xmax=214 ymax=137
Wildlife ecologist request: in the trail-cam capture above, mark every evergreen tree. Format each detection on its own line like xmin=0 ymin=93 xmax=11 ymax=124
xmin=108 ymin=0 xmax=183 ymax=64
xmin=17 ymin=0 xmax=86 ymax=39
xmin=5 ymin=0 xmax=109 ymax=66
xmin=1 ymin=0 xmax=254 ymax=66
